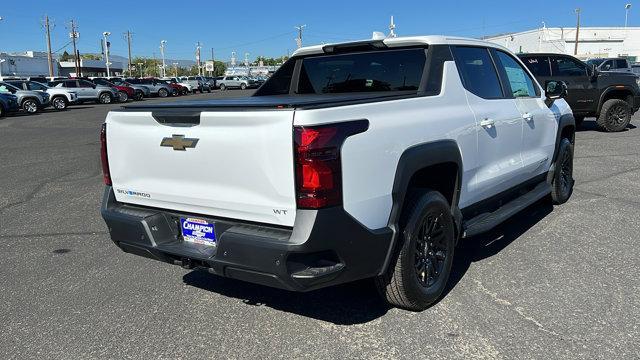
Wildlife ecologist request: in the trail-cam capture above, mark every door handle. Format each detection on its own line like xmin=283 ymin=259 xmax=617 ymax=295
xmin=480 ymin=118 xmax=495 ymax=128
xmin=523 ymin=113 xmax=534 ymax=121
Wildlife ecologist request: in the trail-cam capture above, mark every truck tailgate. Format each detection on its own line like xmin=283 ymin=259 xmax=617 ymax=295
xmin=105 ymin=109 xmax=296 ymax=227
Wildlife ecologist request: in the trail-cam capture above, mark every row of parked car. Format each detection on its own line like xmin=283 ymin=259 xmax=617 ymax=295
xmin=0 ymin=73 xmax=271 ymax=118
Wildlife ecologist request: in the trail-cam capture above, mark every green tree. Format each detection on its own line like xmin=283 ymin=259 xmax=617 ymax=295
xmin=59 ymin=51 xmax=72 ymax=61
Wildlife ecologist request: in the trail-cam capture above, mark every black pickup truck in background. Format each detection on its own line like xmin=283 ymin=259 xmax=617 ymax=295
xmin=519 ymin=53 xmax=640 ymax=132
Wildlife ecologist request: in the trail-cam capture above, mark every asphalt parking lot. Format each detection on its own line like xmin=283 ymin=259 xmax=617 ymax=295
xmin=1 ymin=91 xmax=639 ymax=359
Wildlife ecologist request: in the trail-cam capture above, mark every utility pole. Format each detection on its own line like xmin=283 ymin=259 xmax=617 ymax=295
xmin=173 ymin=62 xmax=179 ymax=77
xmin=388 ymin=16 xmax=397 ymax=38
xmin=43 ymin=15 xmax=55 ymax=78
xmin=102 ymin=32 xmax=111 ymax=77
xmin=160 ymin=40 xmax=167 ymax=77
xmin=574 ymin=8 xmax=581 ymax=56
xmin=69 ymin=20 xmax=80 ymax=76
xmin=195 ymin=42 xmax=202 ymax=76
xmin=625 ymin=4 xmax=632 ymax=28
xmin=211 ymin=48 xmax=215 ymax=76
xmin=152 ymin=52 xmax=158 ymax=77
xmin=124 ymin=31 xmax=133 ymax=76
xmin=295 ymin=25 xmax=306 ymax=49
xmin=137 ymin=62 xmax=144 ymax=77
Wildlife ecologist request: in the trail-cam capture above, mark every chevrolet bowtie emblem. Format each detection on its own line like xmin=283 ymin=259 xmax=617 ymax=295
xmin=160 ymin=135 xmax=199 ymax=151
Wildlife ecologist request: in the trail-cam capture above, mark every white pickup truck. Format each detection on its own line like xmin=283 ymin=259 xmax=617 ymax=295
xmin=101 ymin=36 xmax=576 ymax=310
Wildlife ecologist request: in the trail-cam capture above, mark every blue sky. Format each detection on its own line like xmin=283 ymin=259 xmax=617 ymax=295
xmin=0 ymin=0 xmax=636 ymax=61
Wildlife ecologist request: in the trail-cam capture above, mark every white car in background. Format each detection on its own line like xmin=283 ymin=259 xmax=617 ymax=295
xmin=164 ymin=77 xmax=195 ymax=94
xmin=6 ymin=80 xmax=78 ymax=110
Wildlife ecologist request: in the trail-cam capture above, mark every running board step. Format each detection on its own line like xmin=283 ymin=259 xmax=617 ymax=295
xmin=462 ymin=182 xmax=551 ymax=238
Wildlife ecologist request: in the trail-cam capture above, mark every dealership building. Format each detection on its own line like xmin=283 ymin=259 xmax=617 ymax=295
xmin=0 ymin=51 xmax=123 ymax=79
xmin=485 ymin=27 xmax=640 ymax=61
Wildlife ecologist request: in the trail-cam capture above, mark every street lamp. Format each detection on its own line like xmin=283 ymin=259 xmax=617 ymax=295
xmin=137 ymin=62 xmax=144 ymax=77
xmin=625 ymin=4 xmax=632 ymax=28
xmin=172 ymin=62 xmax=179 ymax=77
xmin=160 ymin=40 xmax=167 ymax=78
xmin=102 ymin=32 xmax=112 ymax=77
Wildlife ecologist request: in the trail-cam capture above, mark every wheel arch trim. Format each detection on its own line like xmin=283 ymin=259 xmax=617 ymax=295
xmin=379 ymin=139 xmax=463 ymax=275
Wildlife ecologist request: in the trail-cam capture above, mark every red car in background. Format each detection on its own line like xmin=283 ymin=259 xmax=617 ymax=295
xmin=91 ymin=78 xmax=135 ymax=102
xmin=156 ymin=79 xmax=188 ymax=96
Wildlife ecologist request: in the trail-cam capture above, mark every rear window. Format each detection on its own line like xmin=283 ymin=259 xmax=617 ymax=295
xmin=297 ymin=49 xmax=426 ymax=94
xmin=521 ymin=56 xmax=551 ymax=77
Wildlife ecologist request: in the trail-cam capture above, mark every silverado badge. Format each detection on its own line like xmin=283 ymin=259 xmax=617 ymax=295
xmin=160 ymin=135 xmax=199 ymax=151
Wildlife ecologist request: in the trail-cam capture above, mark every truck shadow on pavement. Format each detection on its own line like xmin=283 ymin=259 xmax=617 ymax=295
xmin=183 ymin=198 xmax=553 ymax=324
xmin=576 ymin=118 xmax=637 ymax=132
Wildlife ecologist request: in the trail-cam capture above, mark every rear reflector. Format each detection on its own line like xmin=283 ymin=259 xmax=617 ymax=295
xmin=294 ymin=120 xmax=368 ymax=209
xmin=100 ymin=123 xmax=112 ymax=186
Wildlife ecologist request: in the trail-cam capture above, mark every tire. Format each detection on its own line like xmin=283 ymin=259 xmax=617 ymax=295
xmin=51 ymin=96 xmax=68 ymax=110
xmin=375 ymin=190 xmax=456 ymax=311
xmin=171 ymin=88 xmax=179 ymax=96
xmin=117 ymin=91 xmax=129 ymax=102
xmin=207 ymin=87 xmax=211 ymax=93
xmin=240 ymin=83 xmax=247 ymax=90
xmin=596 ymin=99 xmax=632 ymax=132
xmin=158 ymin=88 xmax=169 ymax=98
xmin=98 ymin=92 xmax=112 ymax=104
xmin=574 ymin=116 xmax=585 ymax=127
xmin=219 ymin=84 xmax=226 ymax=91
xmin=551 ymin=138 xmax=574 ymax=205
xmin=134 ymin=90 xmax=144 ymax=101
xmin=22 ymin=98 xmax=39 ymax=114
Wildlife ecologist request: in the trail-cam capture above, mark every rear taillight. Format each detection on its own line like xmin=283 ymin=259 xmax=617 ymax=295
xmin=100 ymin=123 xmax=112 ymax=186
xmin=294 ymin=120 xmax=368 ymax=209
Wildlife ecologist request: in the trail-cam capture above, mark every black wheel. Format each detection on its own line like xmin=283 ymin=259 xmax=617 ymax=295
xmin=117 ymin=91 xmax=129 ymax=102
xmin=51 ymin=96 xmax=68 ymax=110
xmin=219 ymin=84 xmax=226 ymax=91
xmin=22 ymin=98 xmax=39 ymax=114
xmin=158 ymin=88 xmax=169 ymax=98
xmin=171 ymin=88 xmax=179 ymax=96
xmin=240 ymin=83 xmax=247 ymax=90
xmin=99 ymin=92 xmax=112 ymax=104
xmin=551 ymin=138 xmax=574 ymax=205
xmin=134 ymin=90 xmax=144 ymax=101
xmin=574 ymin=116 xmax=585 ymax=127
xmin=376 ymin=190 xmax=455 ymax=311
xmin=597 ymin=99 xmax=631 ymax=132
xmin=181 ymin=88 xmax=188 ymax=96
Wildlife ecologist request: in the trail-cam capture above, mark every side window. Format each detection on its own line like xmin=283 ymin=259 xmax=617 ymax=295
xmin=601 ymin=60 xmax=614 ymax=71
xmin=494 ymin=51 xmax=538 ymax=97
xmin=552 ymin=57 xmax=587 ymax=76
xmin=452 ymin=46 xmax=504 ymax=99
xmin=64 ymin=81 xmax=77 ymax=88
xmin=521 ymin=56 xmax=551 ymax=77
xmin=79 ymin=80 xmax=94 ymax=88
xmin=616 ymin=59 xmax=628 ymax=69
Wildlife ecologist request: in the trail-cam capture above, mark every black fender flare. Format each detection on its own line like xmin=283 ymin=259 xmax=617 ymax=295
xmin=598 ymin=85 xmax=634 ymax=114
xmin=379 ymin=139 xmax=463 ymax=275
xmin=547 ymin=113 xmax=576 ymax=184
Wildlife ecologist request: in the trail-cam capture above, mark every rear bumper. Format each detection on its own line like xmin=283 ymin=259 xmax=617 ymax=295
xmin=101 ymin=187 xmax=393 ymax=291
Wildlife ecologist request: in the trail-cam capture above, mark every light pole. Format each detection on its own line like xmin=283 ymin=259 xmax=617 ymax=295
xmin=103 ymin=32 xmax=112 ymax=77
xmin=137 ymin=62 xmax=144 ymax=77
xmin=625 ymin=4 xmax=632 ymax=28
xmin=172 ymin=62 xmax=179 ymax=77
xmin=160 ymin=40 xmax=167 ymax=78
xmin=0 ymin=17 xmax=3 ymax=79
xmin=574 ymin=8 xmax=581 ymax=56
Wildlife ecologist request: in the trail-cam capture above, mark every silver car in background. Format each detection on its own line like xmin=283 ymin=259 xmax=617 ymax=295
xmin=109 ymin=78 xmax=151 ymax=100
xmin=50 ymin=79 xmax=119 ymax=104
xmin=0 ymin=81 xmax=50 ymax=114
xmin=126 ymin=78 xmax=173 ymax=97
xmin=5 ymin=80 xmax=78 ymax=111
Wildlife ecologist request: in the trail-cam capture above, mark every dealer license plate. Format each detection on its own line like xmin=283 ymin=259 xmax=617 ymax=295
xmin=180 ymin=217 xmax=216 ymax=246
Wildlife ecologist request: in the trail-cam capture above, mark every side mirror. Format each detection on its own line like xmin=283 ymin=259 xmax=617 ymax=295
xmin=545 ymin=80 xmax=567 ymax=102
